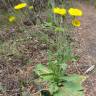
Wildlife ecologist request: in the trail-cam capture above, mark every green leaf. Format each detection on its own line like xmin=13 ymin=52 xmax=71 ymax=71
xmin=64 ymin=81 xmax=83 ymax=92
xmin=54 ymin=85 xmax=84 ymax=96
xmin=50 ymin=74 xmax=85 ymax=96
xmin=63 ymin=74 xmax=86 ymax=93
xmin=49 ymin=83 xmax=59 ymax=94
xmin=35 ymin=64 xmax=53 ymax=81
xmin=63 ymin=74 xmax=86 ymax=85
xmin=35 ymin=64 xmax=53 ymax=75
xmin=55 ymin=27 xmax=64 ymax=32
xmin=42 ymin=22 xmax=53 ymax=28
xmin=41 ymin=74 xmax=54 ymax=81
xmin=63 ymin=85 xmax=84 ymax=96
xmin=60 ymin=63 xmax=67 ymax=71
xmin=54 ymin=74 xmax=86 ymax=96
xmin=54 ymin=90 xmax=64 ymax=96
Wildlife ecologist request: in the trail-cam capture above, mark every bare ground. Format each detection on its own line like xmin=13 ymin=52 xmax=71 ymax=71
xmin=75 ymin=3 xmax=96 ymax=96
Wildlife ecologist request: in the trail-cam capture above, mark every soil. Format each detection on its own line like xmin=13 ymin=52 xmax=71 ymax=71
xmin=0 ymin=25 xmax=49 ymax=96
xmin=74 ymin=2 xmax=96 ymax=96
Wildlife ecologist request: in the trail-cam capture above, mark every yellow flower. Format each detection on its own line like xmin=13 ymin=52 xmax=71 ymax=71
xmin=9 ymin=16 xmax=16 ymax=22
xmin=53 ymin=7 xmax=60 ymax=14
xmin=14 ymin=3 xmax=27 ymax=10
xmin=68 ymin=8 xmax=83 ymax=16
xmin=28 ymin=6 xmax=33 ymax=10
xmin=53 ymin=7 xmax=66 ymax=16
xmin=72 ymin=19 xmax=81 ymax=27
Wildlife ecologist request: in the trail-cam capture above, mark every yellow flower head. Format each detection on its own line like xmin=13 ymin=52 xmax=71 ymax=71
xmin=53 ymin=7 xmax=66 ymax=16
xmin=9 ymin=16 xmax=16 ymax=22
xmin=68 ymin=8 xmax=83 ymax=16
xmin=14 ymin=3 xmax=27 ymax=10
xmin=72 ymin=19 xmax=81 ymax=27
xmin=28 ymin=6 xmax=33 ymax=10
